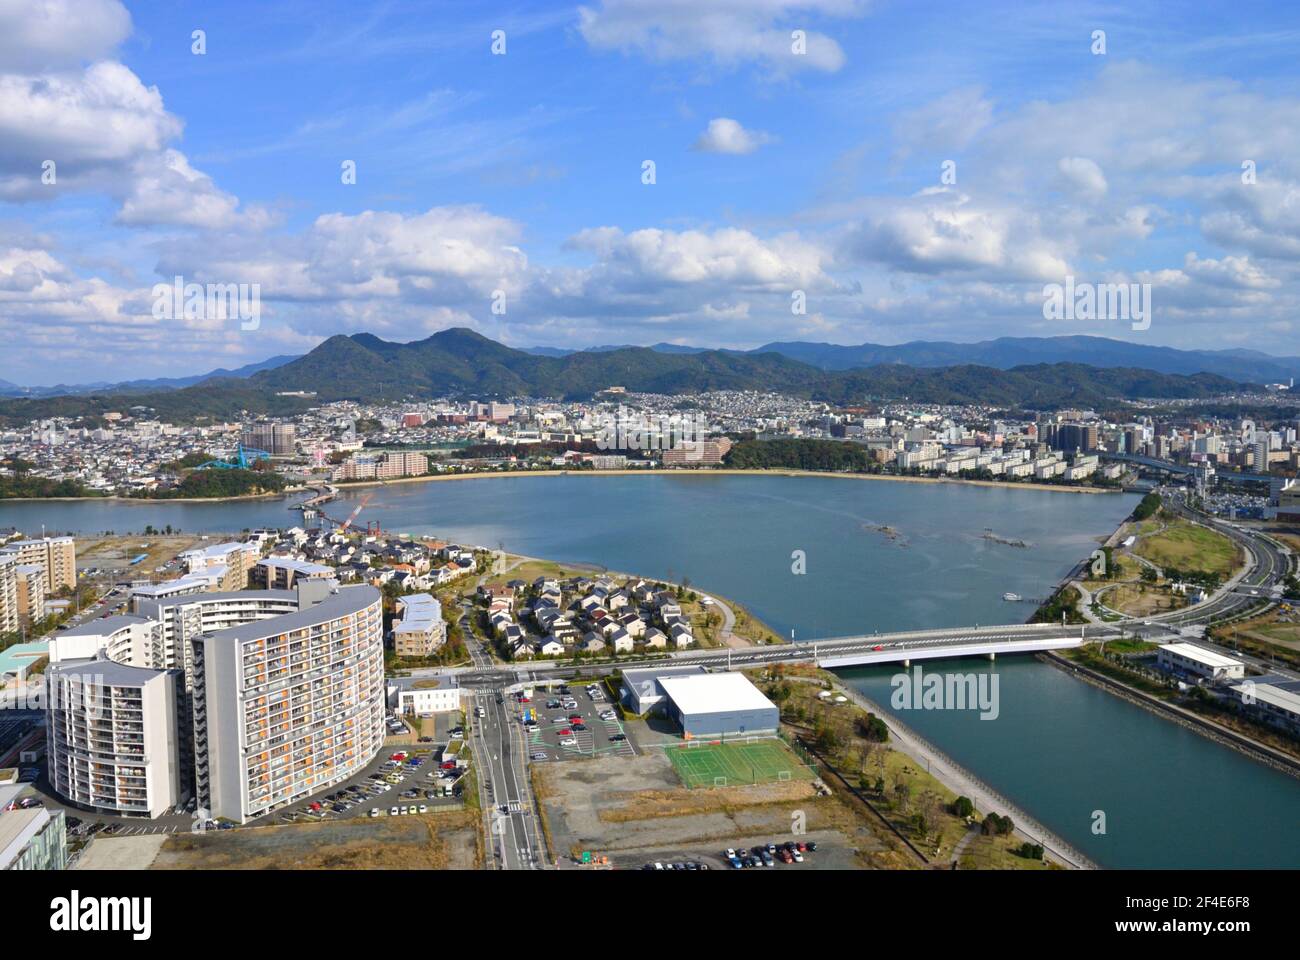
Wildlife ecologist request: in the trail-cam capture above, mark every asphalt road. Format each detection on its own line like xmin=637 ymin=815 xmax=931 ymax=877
xmin=472 ymin=686 xmax=545 ymax=870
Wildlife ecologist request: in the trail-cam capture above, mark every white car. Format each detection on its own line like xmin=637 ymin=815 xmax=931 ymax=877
xmin=389 ymin=806 xmax=399 ymax=816
xmin=418 ymin=804 xmax=428 ymax=814
xmin=559 ymin=737 xmax=577 ymax=747
xmin=369 ymin=808 xmax=381 ymax=818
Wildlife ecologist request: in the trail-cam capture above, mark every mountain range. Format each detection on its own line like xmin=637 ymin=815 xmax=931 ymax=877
xmin=4 ymin=334 xmax=1293 ymax=400
xmin=523 ymin=335 xmax=1299 ymax=383
xmin=0 ymin=328 xmax=1259 ymax=426
xmin=0 ymin=355 xmax=299 ymax=399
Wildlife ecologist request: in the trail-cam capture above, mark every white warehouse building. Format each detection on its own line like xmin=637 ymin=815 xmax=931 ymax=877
xmin=1157 ymin=642 xmax=1245 ymax=683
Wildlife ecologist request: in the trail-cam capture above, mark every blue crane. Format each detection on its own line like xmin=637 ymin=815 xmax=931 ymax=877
xmin=197 ymin=442 xmax=272 ymax=470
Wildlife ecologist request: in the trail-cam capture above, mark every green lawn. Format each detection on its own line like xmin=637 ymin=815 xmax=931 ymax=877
xmin=667 ymin=739 xmax=813 ymax=789
xmin=1134 ymin=519 xmax=1239 ymax=578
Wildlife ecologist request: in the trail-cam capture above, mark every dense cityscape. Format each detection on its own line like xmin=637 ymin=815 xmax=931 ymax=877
xmin=3 ymin=0 xmax=1297 ymax=944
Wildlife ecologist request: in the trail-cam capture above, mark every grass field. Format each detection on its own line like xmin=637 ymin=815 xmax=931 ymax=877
xmin=667 ymin=738 xmax=813 ymax=789
xmin=1134 ymin=518 xmax=1239 ymax=578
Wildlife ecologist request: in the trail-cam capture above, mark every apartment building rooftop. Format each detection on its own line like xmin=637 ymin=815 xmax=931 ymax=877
xmin=205 ymin=584 xmax=379 ymax=645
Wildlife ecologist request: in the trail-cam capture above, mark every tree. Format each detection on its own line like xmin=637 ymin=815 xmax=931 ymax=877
xmin=855 ymin=712 xmax=890 ymax=743
xmin=951 ymin=796 xmax=975 ymax=818
xmin=893 ymin=782 xmax=911 ymax=813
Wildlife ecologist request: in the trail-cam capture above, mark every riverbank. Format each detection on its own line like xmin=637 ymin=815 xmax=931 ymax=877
xmin=813 ymin=672 xmax=1094 ymax=869
xmin=1043 ymin=650 xmax=1300 ymax=780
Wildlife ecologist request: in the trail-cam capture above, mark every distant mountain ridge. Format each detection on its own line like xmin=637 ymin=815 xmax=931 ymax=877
xmin=0 ymin=328 xmax=1264 ymax=425
xmin=526 ymin=335 xmax=1300 ymax=383
xmin=7 ymin=334 xmax=1292 ymax=399
xmin=244 ymin=328 xmax=1245 ymax=407
xmin=0 ymin=355 xmax=300 ymax=398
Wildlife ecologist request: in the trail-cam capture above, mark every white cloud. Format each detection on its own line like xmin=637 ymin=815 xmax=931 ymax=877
xmin=565 ymin=224 xmax=830 ymax=288
xmin=115 ymin=149 xmax=274 ymax=230
xmin=692 ymin=117 xmax=775 ymax=154
xmin=838 ymin=192 xmax=1069 ymax=281
xmin=0 ymin=61 xmax=180 ymax=197
xmin=577 ymin=0 xmax=864 ymax=73
xmin=0 ymin=5 xmax=265 ymax=231
xmin=0 ymin=0 xmax=131 ymax=72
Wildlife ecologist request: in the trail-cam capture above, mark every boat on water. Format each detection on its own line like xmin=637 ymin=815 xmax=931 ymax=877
xmin=1002 ymin=592 xmax=1022 ymax=602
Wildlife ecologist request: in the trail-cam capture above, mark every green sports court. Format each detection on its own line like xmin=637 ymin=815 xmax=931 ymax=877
xmin=666 ymin=738 xmax=815 ymax=789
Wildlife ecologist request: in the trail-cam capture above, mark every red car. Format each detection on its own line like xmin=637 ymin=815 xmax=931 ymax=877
xmin=558 ymin=728 xmax=573 ymax=736
xmin=439 ymin=761 xmax=456 ymax=769
xmin=872 ymin=645 xmax=884 ymax=651
xmin=390 ymin=752 xmax=407 ymax=761
xmin=568 ymin=714 xmax=582 ymax=722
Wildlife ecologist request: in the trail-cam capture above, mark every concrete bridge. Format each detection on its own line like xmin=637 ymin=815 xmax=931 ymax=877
xmin=448 ymin=622 xmax=1122 ymax=686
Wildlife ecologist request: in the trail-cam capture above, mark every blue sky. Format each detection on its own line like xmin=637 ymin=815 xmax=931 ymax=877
xmin=3 ymin=0 xmax=1300 ymax=384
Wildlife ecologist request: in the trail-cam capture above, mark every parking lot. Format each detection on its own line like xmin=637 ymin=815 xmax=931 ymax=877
xmin=515 ymin=681 xmax=637 ymax=762
xmin=619 ymin=832 xmax=849 ymax=871
xmin=260 ymin=731 xmax=471 ymax=827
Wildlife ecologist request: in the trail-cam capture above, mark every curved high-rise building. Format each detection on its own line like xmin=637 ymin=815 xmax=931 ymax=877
xmin=45 ymin=582 xmax=385 ymax=823
xmin=195 ymin=585 xmax=386 ymax=822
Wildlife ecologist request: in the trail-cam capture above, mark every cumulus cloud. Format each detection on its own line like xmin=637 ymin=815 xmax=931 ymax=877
xmin=0 ymin=61 xmax=180 ymax=197
xmin=692 ymin=117 xmax=775 ymax=154
xmin=0 ymin=1 xmax=264 ymax=230
xmin=0 ymin=0 xmax=131 ymax=72
xmin=838 ymin=192 xmax=1069 ymax=281
xmin=564 ymin=225 xmax=830 ymax=289
xmin=115 ymin=150 xmax=274 ymax=230
xmin=577 ymin=0 xmax=863 ymax=73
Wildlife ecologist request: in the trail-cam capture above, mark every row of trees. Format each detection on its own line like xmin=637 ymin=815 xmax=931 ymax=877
xmin=1131 ymin=492 xmax=1162 ymax=521
xmin=724 ymin=438 xmax=879 ymax=473
xmin=138 ymin=467 xmax=287 ymax=499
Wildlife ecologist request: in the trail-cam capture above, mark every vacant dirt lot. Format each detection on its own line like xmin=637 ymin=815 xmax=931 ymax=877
xmin=152 ymin=813 xmax=480 ymax=870
xmin=78 ymin=534 xmax=207 ymax=576
xmin=534 ymin=750 xmax=891 ymax=868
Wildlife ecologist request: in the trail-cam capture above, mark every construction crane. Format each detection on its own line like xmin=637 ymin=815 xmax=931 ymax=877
xmin=197 ymin=442 xmax=271 ymax=470
xmin=339 ymin=493 xmax=372 ymax=532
